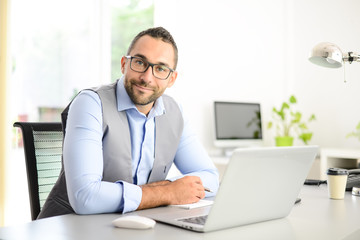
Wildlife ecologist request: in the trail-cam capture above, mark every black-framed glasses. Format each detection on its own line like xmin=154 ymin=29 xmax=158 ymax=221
xmin=125 ymin=56 xmax=174 ymax=80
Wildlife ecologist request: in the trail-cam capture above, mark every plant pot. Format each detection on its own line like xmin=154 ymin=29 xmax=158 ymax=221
xmin=275 ymin=136 xmax=294 ymax=147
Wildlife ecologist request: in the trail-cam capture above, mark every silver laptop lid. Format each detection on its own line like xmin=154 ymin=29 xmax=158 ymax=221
xmin=203 ymin=146 xmax=318 ymax=232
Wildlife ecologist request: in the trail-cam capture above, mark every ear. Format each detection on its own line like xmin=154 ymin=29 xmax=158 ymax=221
xmin=166 ymin=71 xmax=178 ymax=88
xmin=121 ymin=56 xmax=127 ymax=74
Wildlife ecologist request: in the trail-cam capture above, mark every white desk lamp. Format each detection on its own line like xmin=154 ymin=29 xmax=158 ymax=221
xmin=309 ymin=42 xmax=360 ymax=68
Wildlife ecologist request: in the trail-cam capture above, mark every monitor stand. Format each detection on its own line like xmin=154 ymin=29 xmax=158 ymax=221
xmin=222 ymin=144 xmax=264 ymax=157
xmin=223 ymin=148 xmax=236 ymax=157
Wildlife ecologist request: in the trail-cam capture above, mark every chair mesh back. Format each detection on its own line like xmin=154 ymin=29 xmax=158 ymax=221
xmin=33 ymin=130 xmax=63 ymax=209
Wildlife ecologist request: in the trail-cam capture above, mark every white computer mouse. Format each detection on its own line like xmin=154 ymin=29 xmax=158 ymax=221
xmin=112 ymin=215 xmax=156 ymax=229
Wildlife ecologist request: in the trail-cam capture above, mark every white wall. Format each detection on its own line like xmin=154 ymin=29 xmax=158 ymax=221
xmin=154 ymin=0 xmax=360 ymax=152
xmin=290 ymin=0 xmax=360 ymax=149
xmin=155 ymin=0 xmax=289 ymax=151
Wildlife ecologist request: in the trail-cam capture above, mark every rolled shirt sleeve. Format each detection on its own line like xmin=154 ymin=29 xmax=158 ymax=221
xmin=120 ymin=181 xmax=143 ymax=213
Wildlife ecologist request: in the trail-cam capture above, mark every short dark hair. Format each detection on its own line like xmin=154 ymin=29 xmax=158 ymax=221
xmin=127 ymin=27 xmax=178 ymax=70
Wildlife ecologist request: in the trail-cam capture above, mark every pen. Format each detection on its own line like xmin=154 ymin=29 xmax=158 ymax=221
xmin=204 ymin=187 xmax=213 ymax=193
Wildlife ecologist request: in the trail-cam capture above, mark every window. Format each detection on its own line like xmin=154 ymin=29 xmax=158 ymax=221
xmin=111 ymin=0 xmax=154 ymax=81
xmin=6 ymin=0 xmax=153 ymax=225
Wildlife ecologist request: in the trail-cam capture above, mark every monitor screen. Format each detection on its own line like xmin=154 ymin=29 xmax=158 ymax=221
xmin=214 ymin=101 xmax=263 ymax=148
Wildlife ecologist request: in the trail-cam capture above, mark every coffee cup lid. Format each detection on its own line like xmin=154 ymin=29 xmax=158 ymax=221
xmin=327 ymin=168 xmax=348 ymax=175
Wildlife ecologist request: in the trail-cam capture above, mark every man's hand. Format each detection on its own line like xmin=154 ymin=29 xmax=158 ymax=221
xmin=166 ymin=176 xmax=205 ymax=205
xmin=137 ymin=176 xmax=205 ymax=210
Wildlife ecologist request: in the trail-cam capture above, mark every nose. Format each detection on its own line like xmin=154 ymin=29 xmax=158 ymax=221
xmin=140 ymin=65 xmax=154 ymax=82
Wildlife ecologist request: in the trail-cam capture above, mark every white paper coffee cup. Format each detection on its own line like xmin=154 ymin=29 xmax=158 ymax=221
xmin=327 ymin=168 xmax=348 ymax=200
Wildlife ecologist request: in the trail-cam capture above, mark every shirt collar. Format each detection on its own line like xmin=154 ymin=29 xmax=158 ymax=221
xmin=116 ymin=76 xmax=166 ymax=117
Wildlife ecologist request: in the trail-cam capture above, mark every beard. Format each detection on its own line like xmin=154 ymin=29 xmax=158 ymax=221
xmin=124 ymin=77 xmax=164 ymax=106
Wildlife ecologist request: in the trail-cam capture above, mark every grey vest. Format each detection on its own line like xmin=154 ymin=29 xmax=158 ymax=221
xmin=37 ymin=81 xmax=184 ymax=219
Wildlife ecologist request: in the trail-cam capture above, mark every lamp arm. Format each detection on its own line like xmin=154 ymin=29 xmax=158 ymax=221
xmin=343 ymin=52 xmax=360 ymax=63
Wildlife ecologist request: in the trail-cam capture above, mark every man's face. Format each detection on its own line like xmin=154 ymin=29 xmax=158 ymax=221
xmin=121 ymin=35 xmax=177 ymax=113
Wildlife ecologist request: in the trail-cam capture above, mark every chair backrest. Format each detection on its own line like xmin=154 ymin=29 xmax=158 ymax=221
xmin=13 ymin=122 xmax=63 ymax=220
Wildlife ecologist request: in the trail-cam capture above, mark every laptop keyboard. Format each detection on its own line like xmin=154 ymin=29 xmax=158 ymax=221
xmin=178 ymin=215 xmax=208 ymax=225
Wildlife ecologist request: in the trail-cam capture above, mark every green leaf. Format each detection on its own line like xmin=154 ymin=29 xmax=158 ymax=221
xmin=291 ymin=112 xmax=301 ymax=123
xmin=273 ymin=108 xmax=284 ymax=119
xmin=346 ymin=132 xmax=355 ymax=138
xmin=282 ymin=102 xmax=289 ymax=110
xmin=346 ymin=121 xmax=360 ymax=141
xmin=289 ymin=95 xmax=297 ymax=104
xmin=279 ymin=112 xmax=285 ymax=120
xmin=267 ymin=122 xmax=273 ymax=129
xmin=299 ymin=133 xmax=313 ymax=145
xmin=309 ymin=114 xmax=316 ymax=121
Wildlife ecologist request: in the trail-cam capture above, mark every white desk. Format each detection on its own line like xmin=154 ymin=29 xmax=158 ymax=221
xmin=0 ymin=185 xmax=359 ymax=240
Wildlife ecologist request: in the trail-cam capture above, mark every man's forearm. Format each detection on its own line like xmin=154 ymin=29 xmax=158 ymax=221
xmin=144 ymin=180 xmax=171 ymax=187
xmin=137 ymin=176 xmax=206 ymax=210
xmin=137 ymin=183 xmax=173 ymax=210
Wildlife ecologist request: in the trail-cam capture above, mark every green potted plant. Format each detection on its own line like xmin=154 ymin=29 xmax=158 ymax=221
xmin=267 ymin=95 xmax=316 ymax=146
xmin=346 ymin=122 xmax=360 ymax=141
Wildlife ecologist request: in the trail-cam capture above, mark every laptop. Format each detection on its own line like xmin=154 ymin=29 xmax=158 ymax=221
xmin=149 ymin=146 xmax=318 ymax=232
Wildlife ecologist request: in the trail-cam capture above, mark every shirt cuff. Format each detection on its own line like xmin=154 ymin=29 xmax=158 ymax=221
xmin=119 ymin=181 xmax=142 ymax=213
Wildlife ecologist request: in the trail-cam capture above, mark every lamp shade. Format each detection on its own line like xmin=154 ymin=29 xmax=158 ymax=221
xmin=309 ymin=42 xmax=343 ymax=68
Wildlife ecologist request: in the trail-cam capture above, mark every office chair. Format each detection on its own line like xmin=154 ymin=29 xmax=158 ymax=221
xmin=13 ymin=122 xmax=63 ymax=220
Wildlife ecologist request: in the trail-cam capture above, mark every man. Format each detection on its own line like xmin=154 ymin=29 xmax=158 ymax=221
xmin=38 ymin=27 xmax=219 ymax=219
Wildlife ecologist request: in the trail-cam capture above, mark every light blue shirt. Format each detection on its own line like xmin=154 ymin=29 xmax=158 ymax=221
xmin=63 ymin=77 xmax=219 ymax=215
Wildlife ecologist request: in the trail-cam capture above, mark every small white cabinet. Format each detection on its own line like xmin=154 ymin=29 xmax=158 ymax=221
xmin=319 ymin=148 xmax=360 ymax=180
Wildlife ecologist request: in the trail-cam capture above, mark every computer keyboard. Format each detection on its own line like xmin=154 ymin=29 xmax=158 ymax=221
xmin=178 ymin=215 xmax=208 ymax=225
xmin=346 ymin=174 xmax=360 ymax=190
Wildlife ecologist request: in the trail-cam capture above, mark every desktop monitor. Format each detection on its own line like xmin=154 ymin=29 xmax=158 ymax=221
xmin=214 ymin=101 xmax=263 ymax=151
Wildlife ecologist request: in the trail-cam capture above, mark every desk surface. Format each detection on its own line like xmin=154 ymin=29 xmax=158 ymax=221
xmin=0 ymin=185 xmax=359 ymax=240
